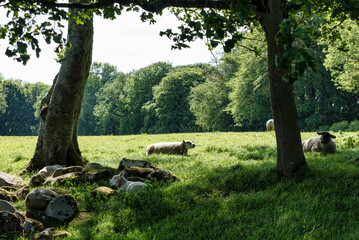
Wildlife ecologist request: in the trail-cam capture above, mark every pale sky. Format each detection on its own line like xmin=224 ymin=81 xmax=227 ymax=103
xmin=0 ymin=10 xmax=216 ymax=85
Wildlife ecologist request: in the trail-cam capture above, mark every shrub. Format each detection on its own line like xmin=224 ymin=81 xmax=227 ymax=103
xmin=330 ymin=121 xmax=349 ymax=132
xmin=317 ymin=125 xmax=331 ymax=131
xmin=348 ymin=120 xmax=359 ymax=132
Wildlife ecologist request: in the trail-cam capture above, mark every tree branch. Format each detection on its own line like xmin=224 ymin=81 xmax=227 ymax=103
xmin=17 ymin=0 xmax=235 ymax=12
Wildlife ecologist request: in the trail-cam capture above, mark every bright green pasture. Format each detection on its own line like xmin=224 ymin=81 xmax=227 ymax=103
xmin=1 ymin=132 xmax=359 ymax=239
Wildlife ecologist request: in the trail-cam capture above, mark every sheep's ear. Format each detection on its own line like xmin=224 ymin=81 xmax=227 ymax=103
xmin=317 ymin=132 xmax=323 ymax=135
xmin=119 ymin=171 xmax=124 ymax=177
xmin=182 ymin=140 xmax=185 ymax=143
xmin=330 ymin=134 xmax=336 ymax=139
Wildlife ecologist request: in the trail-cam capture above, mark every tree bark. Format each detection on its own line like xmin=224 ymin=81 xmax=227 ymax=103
xmin=23 ymin=3 xmax=93 ymax=173
xmin=256 ymin=0 xmax=307 ymax=178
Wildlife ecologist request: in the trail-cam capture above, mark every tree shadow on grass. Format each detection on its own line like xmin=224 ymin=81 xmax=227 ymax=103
xmin=68 ymin=148 xmax=359 ymax=239
xmin=67 ymin=159 xmax=283 ymax=239
xmin=205 ymin=144 xmax=277 ymax=161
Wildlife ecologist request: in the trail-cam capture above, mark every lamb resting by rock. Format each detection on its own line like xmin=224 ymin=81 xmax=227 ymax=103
xmin=109 ymin=172 xmax=147 ymax=193
xmin=146 ymin=140 xmax=195 ymax=156
xmin=302 ymin=131 xmax=337 ymax=154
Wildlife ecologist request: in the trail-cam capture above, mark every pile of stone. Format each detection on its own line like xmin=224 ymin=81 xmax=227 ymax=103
xmin=0 ymin=159 xmax=178 ymax=238
xmin=0 ymin=173 xmax=73 ymax=239
xmin=118 ymin=158 xmax=179 ymax=182
xmin=29 ymin=162 xmax=113 ymax=187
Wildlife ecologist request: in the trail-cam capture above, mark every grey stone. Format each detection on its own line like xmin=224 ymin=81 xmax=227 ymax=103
xmin=45 ymin=195 xmax=79 ymax=222
xmin=0 ymin=172 xmax=26 ymax=188
xmin=25 ymin=188 xmax=58 ymax=211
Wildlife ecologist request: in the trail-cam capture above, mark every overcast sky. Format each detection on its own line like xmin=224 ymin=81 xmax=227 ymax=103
xmin=0 ymin=10 xmax=217 ymax=85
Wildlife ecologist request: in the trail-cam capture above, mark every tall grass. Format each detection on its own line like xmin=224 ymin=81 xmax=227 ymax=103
xmin=1 ymin=132 xmax=359 ymax=239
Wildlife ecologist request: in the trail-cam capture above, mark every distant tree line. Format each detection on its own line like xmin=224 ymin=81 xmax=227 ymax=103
xmin=1 ymin=22 xmax=359 ymax=136
xmin=0 ymin=76 xmax=49 ymax=136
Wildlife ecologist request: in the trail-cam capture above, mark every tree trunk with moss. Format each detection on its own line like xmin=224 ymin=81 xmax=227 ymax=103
xmin=23 ymin=6 xmax=93 ymax=172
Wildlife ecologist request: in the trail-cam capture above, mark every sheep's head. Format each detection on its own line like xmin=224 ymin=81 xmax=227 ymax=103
xmin=317 ymin=131 xmax=336 ymax=144
xmin=183 ymin=140 xmax=195 ymax=149
xmin=109 ymin=171 xmax=126 ymax=187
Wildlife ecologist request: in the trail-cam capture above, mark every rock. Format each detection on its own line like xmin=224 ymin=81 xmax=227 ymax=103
xmin=15 ymin=210 xmax=26 ymax=223
xmin=84 ymin=162 xmax=104 ymax=171
xmin=23 ymin=217 xmax=44 ymax=233
xmin=45 ymin=195 xmax=79 ymax=222
xmin=125 ymin=166 xmax=154 ymax=179
xmin=85 ymin=169 xmax=112 ymax=183
xmin=44 ymin=172 xmax=83 ymax=186
xmin=0 ymin=172 xmax=26 ymax=189
xmin=118 ymin=158 xmax=158 ymax=171
xmin=0 ymin=211 xmax=22 ymax=234
xmin=0 ymin=200 xmax=16 ymax=213
xmin=148 ymin=168 xmax=178 ymax=182
xmin=38 ymin=165 xmax=64 ymax=178
xmin=26 ymin=209 xmax=48 ymax=224
xmin=0 ymin=187 xmax=19 ymax=202
xmin=34 ymin=227 xmax=70 ymax=240
xmin=51 ymin=166 xmax=84 ymax=178
xmin=91 ymin=186 xmax=116 ymax=198
xmin=16 ymin=186 xmax=30 ymax=200
xmin=29 ymin=173 xmax=47 ymax=187
xmin=26 ymin=188 xmax=58 ymax=211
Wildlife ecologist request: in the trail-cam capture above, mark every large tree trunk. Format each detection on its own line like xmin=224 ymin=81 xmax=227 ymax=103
xmin=23 ymin=4 xmax=93 ymax=173
xmin=256 ymin=0 xmax=307 ymax=178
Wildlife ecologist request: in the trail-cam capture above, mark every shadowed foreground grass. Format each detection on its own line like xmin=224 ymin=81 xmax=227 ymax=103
xmin=1 ymin=132 xmax=359 ymax=239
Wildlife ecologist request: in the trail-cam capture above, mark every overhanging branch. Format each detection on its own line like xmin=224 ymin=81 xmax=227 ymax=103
xmin=17 ymin=0 xmax=235 ymax=12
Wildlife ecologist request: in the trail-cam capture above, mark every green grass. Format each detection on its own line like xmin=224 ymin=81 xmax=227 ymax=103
xmin=1 ymin=132 xmax=359 ymax=239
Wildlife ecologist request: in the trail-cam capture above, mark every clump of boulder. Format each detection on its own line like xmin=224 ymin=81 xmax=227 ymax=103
xmin=0 ymin=158 xmax=178 ymax=238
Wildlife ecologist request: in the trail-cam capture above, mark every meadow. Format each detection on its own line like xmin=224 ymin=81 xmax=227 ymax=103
xmin=1 ymin=132 xmax=359 ymax=239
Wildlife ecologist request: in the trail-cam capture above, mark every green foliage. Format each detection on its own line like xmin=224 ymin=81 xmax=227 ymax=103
xmin=148 ymin=66 xmax=206 ymax=133
xmin=0 ymin=81 xmax=7 ymax=115
xmin=226 ymin=30 xmax=271 ymax=130
xmin=348 ymin=119 xmax=359 ymax=132
xmin=79 ymin=62 xmax=121 ymax=135
xmin=330 ymin=121 xmax=350 ymax=132
xmin=0 ymin=80 xmax=37 ymax=135
xmin=189 ymin=70 xmax=235 ymax=131
xmin=323 ymin=19 xmax=359 ymax=94
xmin=329 ymin=120 xmax=359 ymax=132
xmin=2 ymin=132 xmax=359 ymax=239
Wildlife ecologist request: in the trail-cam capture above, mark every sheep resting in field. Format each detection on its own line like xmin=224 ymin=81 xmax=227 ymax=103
xmin=146 ymin=140 xmax=195 ymax=156
xmin=109 ymin=171 xmax=147 ymax=193
xmin=302 ymin=131 xmax=337 ymax=154
xmin=266 ymin=119 xmax=275 ymax=131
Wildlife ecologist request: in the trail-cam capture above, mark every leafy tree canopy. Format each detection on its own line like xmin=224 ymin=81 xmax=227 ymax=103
xmin=1 ymin=0 xmax=358 ymax=83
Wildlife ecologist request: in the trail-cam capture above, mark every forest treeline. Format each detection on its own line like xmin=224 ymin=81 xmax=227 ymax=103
xmin=1 ymin=23 xmax=359 ymax=136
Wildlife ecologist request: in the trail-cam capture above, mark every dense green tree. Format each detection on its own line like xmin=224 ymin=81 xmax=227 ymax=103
xmin=189 ymin=69 xmax=235 ymax=131
xmin=79 ymin=62 xmax=119 ymax=135
xmin=146 ymin=66 xmax=206 ymax=133
xmin=93 ymin=72 xmax=129 ymax=135
xmin=225 ymin=30 xmax=271 ymax=131
xmin=0 ymin=75 xmax=7 ymax=115
xmin=323 ymin=19 xmax=359 ymax=94
xmin=294 ymin=43 xmax=359 ymax=131
xmin=126 ymin=62 xmax=173 ymax=134
xmin=0 ymin=80 xmax=35 ymax=135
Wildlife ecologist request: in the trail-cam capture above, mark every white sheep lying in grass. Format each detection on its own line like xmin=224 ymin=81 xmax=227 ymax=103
xmin=109 ymin=172 xmax=147 ymax=193
xmin=146 ymin=140 xmax=196 ymax=156
xmin=266 ymin=119 xmax=275 ymax=131
xmin=302 ymin=131 xmax=337 ymax=154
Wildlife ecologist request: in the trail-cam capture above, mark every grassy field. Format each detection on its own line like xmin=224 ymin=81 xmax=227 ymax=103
xmin=1 ymin=132 xmax=359 ymax=239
